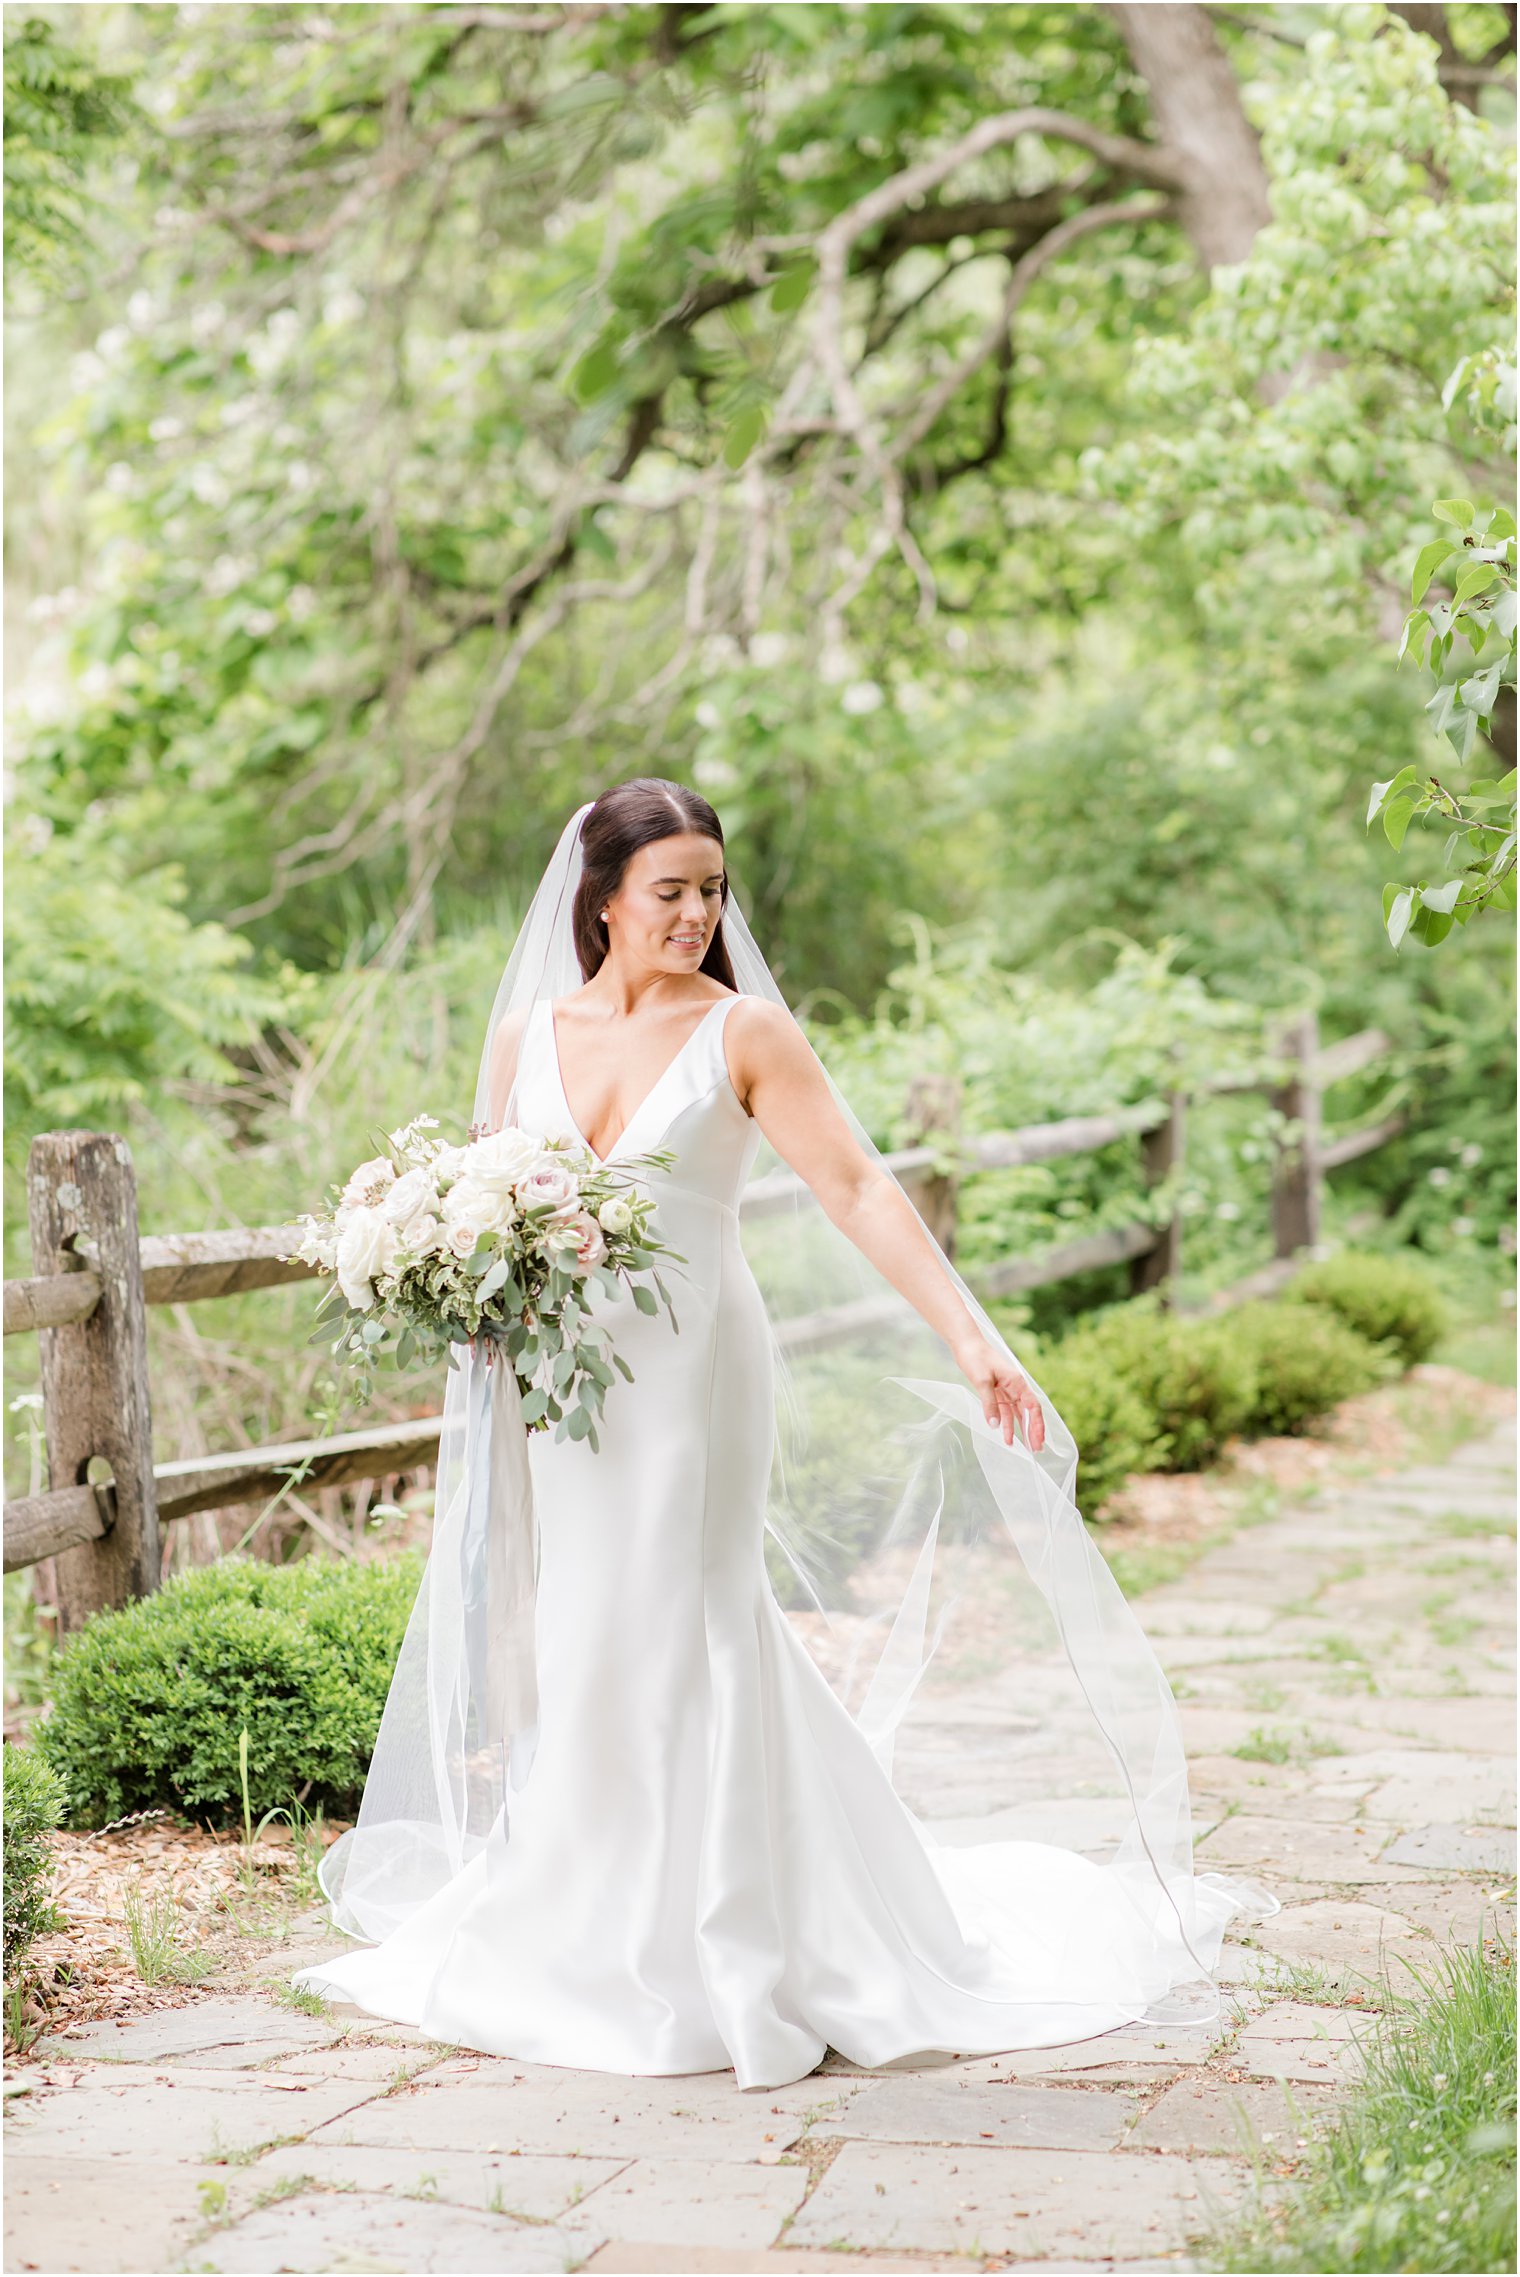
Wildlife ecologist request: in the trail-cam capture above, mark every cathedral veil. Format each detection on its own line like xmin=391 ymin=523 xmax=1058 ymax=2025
xmin=317 ymin=794 xmax=1277 ymax=2028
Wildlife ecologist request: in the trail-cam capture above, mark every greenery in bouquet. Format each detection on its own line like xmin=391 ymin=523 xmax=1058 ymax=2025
xmin=283 ymin=1116 xmax=685 ymax=1450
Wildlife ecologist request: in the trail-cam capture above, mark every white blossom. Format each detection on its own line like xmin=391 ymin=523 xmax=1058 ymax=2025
xmin=468 ymin=1127 xmax=540 ymax=1192
xmin=340 ymin=1155 xmax=396 ymax=1212
xmin=336 ymin=1208 xmax=397 ymax=1308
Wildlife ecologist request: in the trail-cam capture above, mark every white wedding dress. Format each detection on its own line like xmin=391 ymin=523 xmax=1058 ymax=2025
xmin=296 ymin=993 xmax=1247 ymax=2089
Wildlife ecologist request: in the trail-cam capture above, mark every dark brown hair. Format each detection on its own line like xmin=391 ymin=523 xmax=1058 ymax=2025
xmin=573 ymin=777 xmax=737 ymax=987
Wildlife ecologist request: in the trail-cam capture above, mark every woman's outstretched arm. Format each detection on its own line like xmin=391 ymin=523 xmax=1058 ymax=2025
xmin=726 ymin=997 xmax=1045 ymax=1452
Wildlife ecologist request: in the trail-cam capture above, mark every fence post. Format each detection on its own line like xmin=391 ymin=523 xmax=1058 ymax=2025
xmin=904 ymin=1072 xmax=962 ymax=1263
xmin=1130 ymin=1061 xmax=1188 ymax=1305
xmin=27 ymin=1132 xmax=160 ymax=1630
xmin=1269 ymin=1009 xmax=1322 ymax=1259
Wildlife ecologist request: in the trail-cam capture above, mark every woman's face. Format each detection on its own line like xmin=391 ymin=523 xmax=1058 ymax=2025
xmin=603 ymin=832 xmax=725 ymax=972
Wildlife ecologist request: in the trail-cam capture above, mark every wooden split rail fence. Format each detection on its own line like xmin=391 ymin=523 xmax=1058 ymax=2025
xmin=5 ymin=1009 xmax=1401 ymax=1628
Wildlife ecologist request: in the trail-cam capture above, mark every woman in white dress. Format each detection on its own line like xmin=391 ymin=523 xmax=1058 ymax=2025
xmin=295 ymin=779 xmax=1273 ymax=2090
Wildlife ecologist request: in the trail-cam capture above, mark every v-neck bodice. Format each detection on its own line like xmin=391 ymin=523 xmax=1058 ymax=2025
xmin=512 ymin=992 xmax=761 ymax=1207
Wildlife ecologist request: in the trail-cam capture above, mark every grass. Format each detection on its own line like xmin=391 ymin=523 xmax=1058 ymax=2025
xmin=1205 ymin=1932 xmax=1516 ymax=2273
xmin=1430 ymin=1313 xmax=1517 ymax=1389
xmin=1232 ymin=1727 xmax=1344 ymax=1767
xmin=269 ymin=1980 xmax=328 ymax=2018
xmin=1435 ymin=1508 xmax=1516 ymax=1540
xmin=1422 ymin=1592 xmax=1483 ymax=1650
xmin=123 ymin=1882 xmax=216 ymax=1988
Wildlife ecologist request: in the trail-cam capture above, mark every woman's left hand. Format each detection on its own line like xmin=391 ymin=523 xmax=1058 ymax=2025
xmin=954 ymin=1334 xmax=1046 ymax=1451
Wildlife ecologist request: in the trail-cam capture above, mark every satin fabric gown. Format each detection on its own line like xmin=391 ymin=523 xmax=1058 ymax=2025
xmin=297 ymin=992 xmax=1216 ymax=2091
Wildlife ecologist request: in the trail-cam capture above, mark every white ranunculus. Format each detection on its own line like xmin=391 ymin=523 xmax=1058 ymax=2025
xmin=341 ymin=1154 xmax=395 ymax=1210
xmin=467 ymin=1127 xmax=541 ymax=1192
xmin=382 ymin=1166 xmax=438 ymax=1227
xmin=597 ymin=1195 xmax=635 ymax=1236
xmin=517 ymin=1164 xmax=579 ymax=1214
xmin=336 ymin=1207 xmax=398 ymax=1309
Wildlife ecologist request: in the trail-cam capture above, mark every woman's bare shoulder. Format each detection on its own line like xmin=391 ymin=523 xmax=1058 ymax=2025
xmin=724 ymin=993 xmax=809 ymax=1079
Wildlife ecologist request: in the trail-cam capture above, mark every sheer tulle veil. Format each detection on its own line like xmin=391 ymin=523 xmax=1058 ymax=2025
xmin=318 ymin=792 xmax=1277 ymax=2023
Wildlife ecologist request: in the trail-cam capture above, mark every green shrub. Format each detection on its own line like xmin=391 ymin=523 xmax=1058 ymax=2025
xmin=1227 ymin=1300 xmax=1399 ymax=1437
xmin=37 ymin=1553 xmax=422 ymax=1829
xmin=1290 ymin=1248 xmax=1450 ymax=1369
xmin=3 ymin=1744 xmax=68 ymax=1973
xmin=1078 ymin=1296 xmax=1261 ymax=1472
xmin=1037 ymin=1332 xmax=1169 ymax=1516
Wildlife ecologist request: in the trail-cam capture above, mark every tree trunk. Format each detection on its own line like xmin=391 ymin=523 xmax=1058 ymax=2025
xmin=1110 ymin=4 xmax=1272 ymax=270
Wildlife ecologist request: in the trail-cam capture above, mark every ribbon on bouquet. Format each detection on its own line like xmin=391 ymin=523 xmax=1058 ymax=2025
xmin=454 ymin=1344 xmax=540 ymax=1800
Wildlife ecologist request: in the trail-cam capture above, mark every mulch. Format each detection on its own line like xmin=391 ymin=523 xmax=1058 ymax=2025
xmin=7 ymin=1812 xmax=348 ymax=2056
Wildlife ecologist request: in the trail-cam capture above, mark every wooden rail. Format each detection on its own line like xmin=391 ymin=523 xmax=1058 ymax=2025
xmin=5 ymin=1011 xmax=1405 ymax=1613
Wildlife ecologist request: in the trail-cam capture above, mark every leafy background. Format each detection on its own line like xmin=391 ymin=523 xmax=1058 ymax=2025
xmin=4 ymin=0 xmax=1515 ymax=1528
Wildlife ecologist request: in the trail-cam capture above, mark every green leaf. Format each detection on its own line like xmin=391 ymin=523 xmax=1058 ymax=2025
xmin=1450 ymin=562 xmax=1499 ymax=608
xmin=1411 ymin=538 xmax=1458 ymax=605
xmin=722 ymin=405 xmax=766 ymax=469
xmin=1431 ymin=498 xmax=1474 ymax=528
xmin=1397 ymin=609 xmax=1430 ymax=665
xmin=1382 ymin=792 xmax=1425 ymax=852
xmin=1420 ymin=876 xmax=1464 ymax=915
xmin=630 ymin=1283 xmax=658 ymax=1315
xmin=566 ymin=1403 xmax=592 ymax=1441
xmin=768 ymin=261 xmax=815 ymax=314
xmin=1409 ymin=896 xmax=1456 ymax=947
xmin=520 ymin=1387 xmax=548 ymax=1425
xmin=1383 ymin=884 xmax=1414 ymax=951
xmin=572 ymin=340 xmax=620 ymax=404
xmin=1367 ymin=766 xmax=1418 ymax=826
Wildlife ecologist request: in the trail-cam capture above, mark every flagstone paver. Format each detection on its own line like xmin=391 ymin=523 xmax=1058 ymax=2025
xmin=1125 ymin=2076 xmax=1343 ymax=2156
xmin=5 ymin=1417 xmax=1512 ymax=2275
xmin=784 ymin=2140 xmax=1239 ymax=2259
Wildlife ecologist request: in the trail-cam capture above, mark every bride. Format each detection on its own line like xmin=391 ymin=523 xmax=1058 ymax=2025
xmin=295 ymin=776 xmax=1273 ymax=2090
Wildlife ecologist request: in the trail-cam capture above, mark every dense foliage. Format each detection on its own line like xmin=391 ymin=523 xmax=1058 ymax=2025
xmin=3 ymin=3 xmax=1513 ymax=1517
xmin=1027 ymin=1251 xmax=1418 ymax=1510
xmin=37 ymin=1553 xmax=422 ymax=1825
xmin=2 ymin=1743 xmax=67 ymax=1972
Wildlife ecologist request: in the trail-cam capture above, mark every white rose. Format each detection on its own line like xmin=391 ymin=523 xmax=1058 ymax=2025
xmin=447 ymin=1219 xmax=481 ymax=1260
xmin=569 ymin=1213 xmax=607 ymax=1269
xmin=517 ymin=1164 xmax=579 ymax=1213
xmin=546 ymin=1212 xmax=605 ymax=1267
xmin=596 ymin=1195 xmax=635 ymax=1236
xmin=336 ymin=1207 xmax=398 ymax=1309
xmin=341 ymin=1154 xmax=395 ymax=1210
xmin=454 ymin=1172 xmax=517 ymax=1236
xmin=382 ymin=1166 xmax=438 ymax=1227
xmin=431 ymin=1143 xmax=468 ymax=1179
xmin=467 ymin=1127 xmax=541 ymax=1192
xmin=397 ymin=1211 xmax=443 ymax=1257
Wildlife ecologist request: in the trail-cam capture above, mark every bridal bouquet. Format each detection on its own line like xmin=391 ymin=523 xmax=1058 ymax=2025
xmin=283 ymin=1116 xmax=684 ymax=1450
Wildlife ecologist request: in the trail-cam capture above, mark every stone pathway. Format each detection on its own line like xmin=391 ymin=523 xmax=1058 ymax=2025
xmin=6 ymin=1422 xmax=1513 ymax=2276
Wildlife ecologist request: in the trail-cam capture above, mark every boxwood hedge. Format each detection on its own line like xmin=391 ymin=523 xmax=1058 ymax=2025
xmin=37 ymin=1552 xmax=422 ymax=1829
